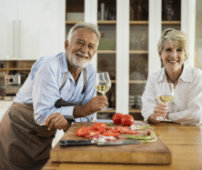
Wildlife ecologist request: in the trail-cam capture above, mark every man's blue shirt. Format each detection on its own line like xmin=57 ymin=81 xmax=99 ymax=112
xmin=14 ymin=52 xmax=96 ymax=125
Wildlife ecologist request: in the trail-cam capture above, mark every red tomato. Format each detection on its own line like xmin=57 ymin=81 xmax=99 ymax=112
xmin=102 ymin=130 xmax=120 ymax=137
xmin=125 ymin=130 xmax=140 ymax=135
xmin=117 ymin=126 xmax=130 ymax=133
xmin=113 ymin=113 xmax=123 ymax=125
xmin=121 ymin=115 xmax=134 ymax=126
xmin=91 ymin=123 xmax=107 ymax=133
xmin=75 ymin=127 xmax=91 ymax=137
xmin=117 ymin=126 xmax=140 ymax=134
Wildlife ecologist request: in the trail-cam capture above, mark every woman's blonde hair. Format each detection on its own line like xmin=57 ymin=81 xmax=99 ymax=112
xmin=157 ymin=28 xmax=189 ymax=56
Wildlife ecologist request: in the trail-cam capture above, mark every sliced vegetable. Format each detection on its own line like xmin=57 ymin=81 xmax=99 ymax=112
xmin=91 ymin=123 xmax=108 ymax=133
xmin=75 ymin=127 xmax=91 ymax=137
xmin=117 ymin=126 xmax=140 ymax=134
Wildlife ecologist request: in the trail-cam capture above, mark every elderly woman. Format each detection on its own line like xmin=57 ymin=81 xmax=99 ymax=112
xmin=141 ymin=28 xmax=202 ymax=125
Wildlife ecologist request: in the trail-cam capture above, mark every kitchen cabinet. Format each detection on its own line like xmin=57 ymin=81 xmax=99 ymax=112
xmin=65 ymin=0 xmax=196 ymax=120
xmin=0 ymin=0 xmax=65 ymax=60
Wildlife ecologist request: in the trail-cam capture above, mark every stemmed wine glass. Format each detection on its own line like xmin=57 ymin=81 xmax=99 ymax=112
xmin=157 ymin=81 xmax=174 ymax=121
xmin=95 ymin=72 xmax=112 ymax=110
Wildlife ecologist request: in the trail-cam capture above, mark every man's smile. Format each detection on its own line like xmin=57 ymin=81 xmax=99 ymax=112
xmin=76 ymin=51 xmax=89 ymax=59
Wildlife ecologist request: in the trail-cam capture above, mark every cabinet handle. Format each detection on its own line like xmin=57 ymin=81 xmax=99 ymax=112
xmin=13 ymin=21 xmax=16 ymax=58
xmin=19 ymin=20 xmax=21 ymax=59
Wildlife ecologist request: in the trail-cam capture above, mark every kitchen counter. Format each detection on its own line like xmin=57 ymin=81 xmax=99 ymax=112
xmin=42 ymin=122 xmax=202 ymax=170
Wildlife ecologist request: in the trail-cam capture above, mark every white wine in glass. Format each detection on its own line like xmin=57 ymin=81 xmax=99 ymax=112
xmin=157 ymin=82 xmax=174 ymax=121
xmin=95 ymin=72 xmax=112 ymax=110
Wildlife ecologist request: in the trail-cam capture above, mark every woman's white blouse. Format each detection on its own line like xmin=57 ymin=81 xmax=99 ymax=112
xmin=141 ymin=64 xmax=202 ymax=125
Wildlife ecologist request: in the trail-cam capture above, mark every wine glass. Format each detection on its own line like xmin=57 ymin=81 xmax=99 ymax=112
xmin=157 ymin=81 xmax=174 ymax=121
xmin=95 ymin=72 xmax=112 ymax=110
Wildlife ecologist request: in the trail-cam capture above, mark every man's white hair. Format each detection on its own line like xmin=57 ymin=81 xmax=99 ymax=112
xmin=67 ymin=22 xmax=100 ymax=48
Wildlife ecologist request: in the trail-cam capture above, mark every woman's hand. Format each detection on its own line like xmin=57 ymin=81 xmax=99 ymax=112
xmin=148 ymin=103 xmax=168 ymax=123
xmin=44 ymin=112 xmax=70 ymax=131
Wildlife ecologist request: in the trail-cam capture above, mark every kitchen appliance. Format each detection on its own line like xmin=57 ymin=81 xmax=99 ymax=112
xmin=5 ymin=73 xmax=21 ymax=85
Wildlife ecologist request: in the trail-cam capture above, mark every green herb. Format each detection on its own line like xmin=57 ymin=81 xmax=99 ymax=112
xmin=136 ymin=125 xmax=153 ymax=130
xmin=127 ymin=131 xmax=157 ymax=143
xmin=107 ymin=123 xmax=112 ymax=126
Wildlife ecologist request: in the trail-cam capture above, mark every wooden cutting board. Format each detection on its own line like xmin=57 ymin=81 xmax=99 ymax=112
xmin=50 ymin=122 xmax=171 ymax=164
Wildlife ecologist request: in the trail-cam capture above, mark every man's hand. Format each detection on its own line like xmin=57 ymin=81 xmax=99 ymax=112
xmin=73 ymin=95 xmax=108 ymax=118
xmin=86 ymin=95 xmax=109 ymax=113
xmin=148 ymin=103 xmax=168 ymax=123
xmin=44 ymin=112 xmax=70 ymax=131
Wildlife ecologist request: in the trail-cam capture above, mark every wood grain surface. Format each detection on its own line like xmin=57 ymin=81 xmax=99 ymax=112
xmin=50 ymin=122 xmax=171 ymax=164
xmin=43 ymin=122 xmax=202 ymax=170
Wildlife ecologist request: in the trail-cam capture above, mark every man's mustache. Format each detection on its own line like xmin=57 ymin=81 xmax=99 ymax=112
xmin=76 ymin=51 xmax=89 ymax=59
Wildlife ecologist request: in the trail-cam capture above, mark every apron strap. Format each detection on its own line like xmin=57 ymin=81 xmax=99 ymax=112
xmin=81 ymin=68 xmax=87 ymax=94
xmin=59 ymin=69 xmax=87 ymax=93
xmin=59 ymin=72 xmax=68 ymax=91
xmin=55 ymin=68 xmax=87 ymax=108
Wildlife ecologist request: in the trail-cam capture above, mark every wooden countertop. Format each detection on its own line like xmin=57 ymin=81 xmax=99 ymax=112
xmin=42 ymin=122 xmax=202 ymax=170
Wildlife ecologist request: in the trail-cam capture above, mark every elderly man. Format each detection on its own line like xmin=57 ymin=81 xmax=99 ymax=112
xmin=0 ymin=22 xmax=108 ymax=170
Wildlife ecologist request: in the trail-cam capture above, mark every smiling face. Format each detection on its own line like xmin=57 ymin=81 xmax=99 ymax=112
xmin=159 ymin=40 xmax=186 ymax=74
xmin=65 ymin=28 xmax=98 ymax=69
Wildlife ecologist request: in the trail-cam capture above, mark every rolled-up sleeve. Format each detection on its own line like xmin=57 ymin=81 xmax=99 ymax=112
xmin=32 ymin=63 xmax=62 ymax=125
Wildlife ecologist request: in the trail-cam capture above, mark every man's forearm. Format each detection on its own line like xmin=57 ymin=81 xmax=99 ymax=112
xmin=73 ymin=104 xmax=93 ymax=118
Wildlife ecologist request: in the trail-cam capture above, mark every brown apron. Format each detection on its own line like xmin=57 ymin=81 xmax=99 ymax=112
xmin=0 ymin=69 xmax=87 ymax=170
xmin=0 ymin=103 xmax=56 ymax=170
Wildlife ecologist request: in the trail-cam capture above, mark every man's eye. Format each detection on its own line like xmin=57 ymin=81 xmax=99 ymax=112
xmin=78 ymin=42 xmax=84 ymax=45
xmin=89 ymin=46 xmax=94 ymax=49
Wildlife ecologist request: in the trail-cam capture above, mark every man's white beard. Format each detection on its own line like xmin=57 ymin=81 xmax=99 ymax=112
xmin=67 ymin=51 xmax=90 ymax=69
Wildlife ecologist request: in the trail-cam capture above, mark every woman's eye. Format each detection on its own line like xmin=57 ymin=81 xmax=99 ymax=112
xmin=177 ymin=49 xmax=182 ymax=52
xmin=166 ymin=48 xmax=171 ymax=51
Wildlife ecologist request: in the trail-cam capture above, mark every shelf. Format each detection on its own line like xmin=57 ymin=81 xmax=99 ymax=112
xmin=66 ymin=21 xmax=82 ymax=24
xmin=162 ymin=21 xmax=181 ymax=25
xmin=97 ymin=50 xmax=116 ymax=54
xmin=129 ymin=51 xmax=148 ymax=54
xmin=0 ymin=59 xmax=36 ymax=61
xmin=66 ymin=20 xmax=181 ymax=25
xmin=110 ymin=80 xmax=146 ymax=84
xmin=129 ymin=80 xmax=147 ymax=84
xmin=98 ymin=109 xmax=116 ymax=113
xmin=97 ymin=109 xmax=142 ymax=113
xmin=0 ymin=69 xmax=7 ymax=71
xmin=130 ymin=21 xmax=148 ymax=25
xmin=129 ymin=109 xmax=142 ymax=113
xmin=97 ymin=50 xmax=148 ymax=54
xmin=98 ymin=20 xmax=116 ymax=25
xmin=66 ymin=20 xmax=180 ymax=25
xmin=3 ymin=68 xmax=31 ymax=71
